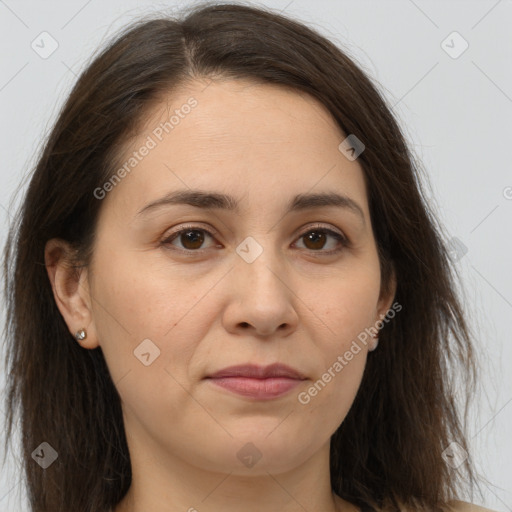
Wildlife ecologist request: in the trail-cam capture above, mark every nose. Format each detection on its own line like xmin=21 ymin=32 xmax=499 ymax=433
xmin=221 ymin=247 xmax=299 ymax=338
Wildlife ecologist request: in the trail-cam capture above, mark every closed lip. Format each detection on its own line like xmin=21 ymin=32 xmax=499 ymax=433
xmin=206 ymin=363 xmax=307 ymax=380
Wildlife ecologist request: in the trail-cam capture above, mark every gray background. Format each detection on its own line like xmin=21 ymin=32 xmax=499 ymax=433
xmin=0 ymin=0 xmax=511 ymax=510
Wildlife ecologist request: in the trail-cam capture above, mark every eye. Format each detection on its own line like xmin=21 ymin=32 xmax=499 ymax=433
xmin=161 ymin=223 xmax=348 ymax=256
xmin=293 ymin=225 xmax=347 ymax=255
xmin=162 ymin=225 xmax=218 ymax=253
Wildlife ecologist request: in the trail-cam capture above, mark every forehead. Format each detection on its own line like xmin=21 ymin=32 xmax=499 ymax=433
xmin=140 ymin=78 xmax=346 ymax=159
xmin=106 ymin=78 xmax=369 ymax=217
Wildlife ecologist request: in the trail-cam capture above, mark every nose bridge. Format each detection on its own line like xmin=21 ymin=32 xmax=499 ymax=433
xmin=234 ymin=233 xmax=286 ymax=295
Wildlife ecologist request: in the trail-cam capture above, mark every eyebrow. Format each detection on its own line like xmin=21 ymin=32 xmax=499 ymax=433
xmin=136 ymin=189 xmax=366 ymax=225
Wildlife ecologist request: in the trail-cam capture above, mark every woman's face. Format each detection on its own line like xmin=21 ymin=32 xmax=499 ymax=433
xmin=69 ymin=79 xmax=395 ymax=476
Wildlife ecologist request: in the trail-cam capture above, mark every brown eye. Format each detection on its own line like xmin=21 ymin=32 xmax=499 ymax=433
xmin=162 ymin=224 xmax=347 ymax=256
xmin=163 ymin=227 xmax=216 ymax=252
xmin=294 ymin=227 xmax=346 ymax=254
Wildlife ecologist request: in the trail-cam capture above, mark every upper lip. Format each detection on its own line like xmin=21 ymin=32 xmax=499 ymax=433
xmin=206 ymin=363 xmax=307 ymax=380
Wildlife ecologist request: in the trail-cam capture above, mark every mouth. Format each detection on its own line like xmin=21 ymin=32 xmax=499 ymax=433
xmin=204 ymin=363 xmax=307 ymax=399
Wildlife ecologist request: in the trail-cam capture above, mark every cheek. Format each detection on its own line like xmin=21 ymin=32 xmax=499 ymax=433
xmin=92 ymin=263 xmax=210 ymax=428
xmin=91 ymin=251 xmax=221 ymax=382
xmin=293 ymin=270 xmax=379 ymax=422
xmin=307 ymin=268 xmax=381 ymax=349
xmin=93 ymin=246 xmax=195 ymax=333
xmin=296 ymin=329 xmax=368 ymax=442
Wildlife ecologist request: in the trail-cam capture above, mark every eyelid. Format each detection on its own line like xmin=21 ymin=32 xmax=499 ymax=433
xmin=298 ymin=222 xmax=346 ymax=240
xmin=165 ymin=222 xmax=218 ymax=236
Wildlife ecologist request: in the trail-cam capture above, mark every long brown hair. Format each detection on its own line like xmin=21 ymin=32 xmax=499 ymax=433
xmin=2 ymin=2 xmax=483 ymax=511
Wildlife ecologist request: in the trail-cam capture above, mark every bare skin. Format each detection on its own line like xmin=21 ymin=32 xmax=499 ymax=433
xmin=45 ymin=78 xmax=490 ymax=512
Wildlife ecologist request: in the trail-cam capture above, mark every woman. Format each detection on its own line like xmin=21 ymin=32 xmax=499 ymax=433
xmin=2 ymin=3 xmax=496 ymax=512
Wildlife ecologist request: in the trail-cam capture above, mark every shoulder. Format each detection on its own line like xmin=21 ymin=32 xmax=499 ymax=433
xmin=447 ymin=500 xmax=498 ymax=512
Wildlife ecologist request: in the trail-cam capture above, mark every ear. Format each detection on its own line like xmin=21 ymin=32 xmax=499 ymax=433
xmin=375 ymin=263 xmax=398 ymax=323
xmin=45 ymin=238 xmax=99 ymax=349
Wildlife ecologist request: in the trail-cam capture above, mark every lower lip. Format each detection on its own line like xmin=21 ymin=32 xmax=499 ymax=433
xmin=206 ymin=377 xmax=302 ymax=399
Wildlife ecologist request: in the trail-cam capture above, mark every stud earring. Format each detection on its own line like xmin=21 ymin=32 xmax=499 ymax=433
xmin=75 ymin=328 xmax=87 ymax=341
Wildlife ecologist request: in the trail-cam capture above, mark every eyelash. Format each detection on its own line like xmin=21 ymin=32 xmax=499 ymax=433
xmin=161 ymin=223 xmax=349 ymax=257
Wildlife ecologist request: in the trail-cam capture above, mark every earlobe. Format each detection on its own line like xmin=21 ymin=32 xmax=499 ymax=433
xmin=44 ymin=238 xmax=99 ymax=349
